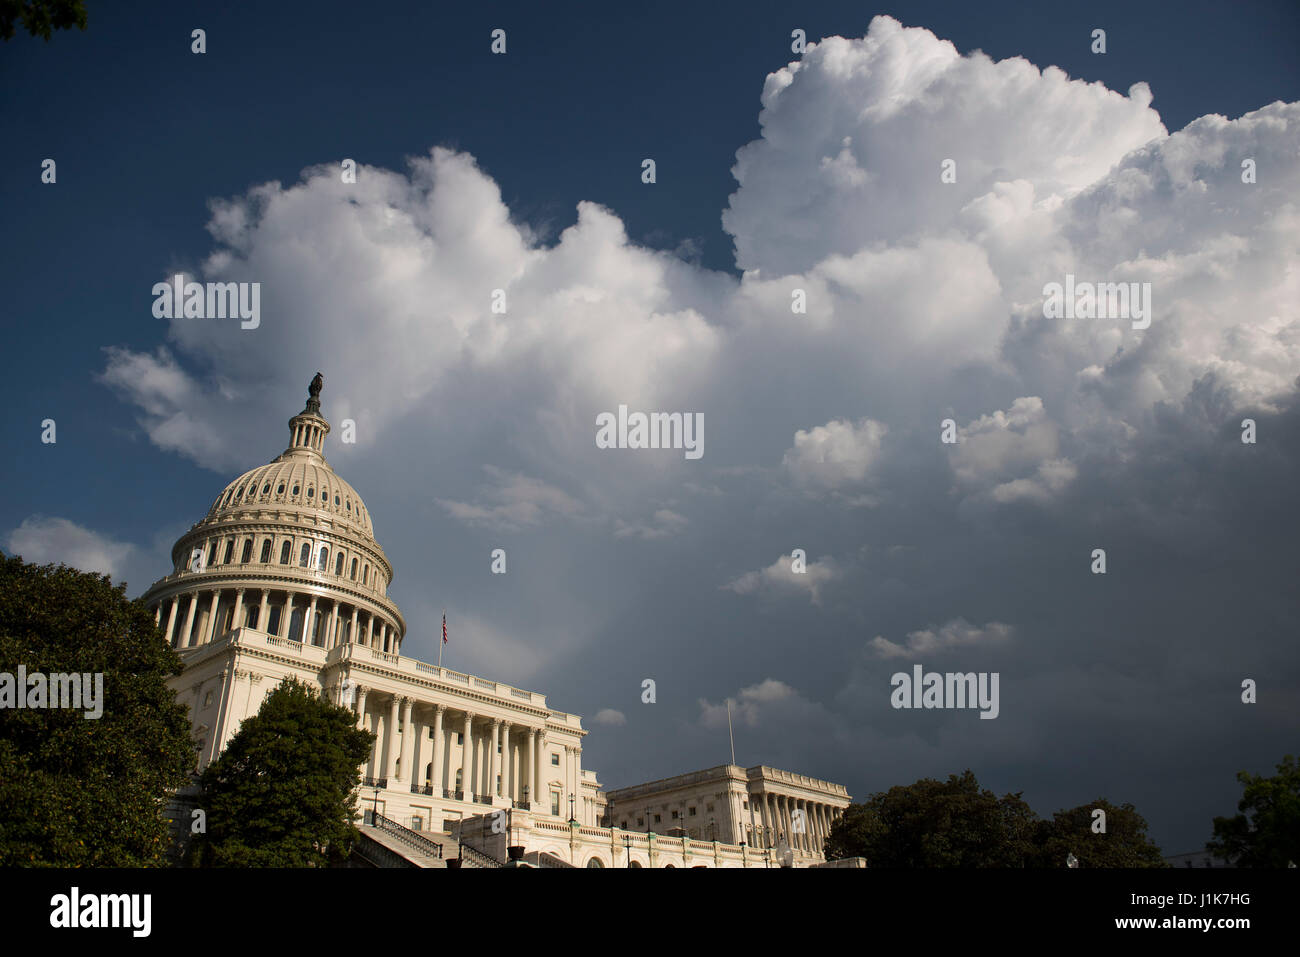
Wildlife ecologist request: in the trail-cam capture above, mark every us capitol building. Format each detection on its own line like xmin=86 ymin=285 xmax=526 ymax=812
xmin=142 ymin=376 xmax=851 ymax=868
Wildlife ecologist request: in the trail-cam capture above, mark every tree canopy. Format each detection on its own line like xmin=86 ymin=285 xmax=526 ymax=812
xmin=1209 ymin=755 xmax=1300 ymax=868
xmin=0 ymin=554 xmax=195 ymax=866
xmin=0 ymin=0 xmax=87 ymax=41
xmin=189 ymin=676 xmax=374 ymax=867
xmin=824 ymin=769 xmax=1167 ymax=867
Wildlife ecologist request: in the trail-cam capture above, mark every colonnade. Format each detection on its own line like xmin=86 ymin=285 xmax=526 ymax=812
xmin=153 ymin=587 xmax=400 ymax=655
xmin=750 ymin=792 xmax=842 ymax=857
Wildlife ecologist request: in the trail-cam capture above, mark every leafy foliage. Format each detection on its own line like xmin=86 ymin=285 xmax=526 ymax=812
xmin=0 ymin=554 xmax=194 ymax=866
xmin=824 ymin=769 xmax=1167 ymax=867
xmin=1209 ymin=755 xmax=1300 ymax=868
xmin=190 ymin=677 xmax=374 ymax=867
xmin=0 ymin=0 xmax=87 ymax=41
xmin=1032 ymin=799 xmax=1166 ymax=867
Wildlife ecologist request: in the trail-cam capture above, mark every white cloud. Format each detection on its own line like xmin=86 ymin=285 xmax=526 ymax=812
xmin=437 ymin=465 xmax=584 ymax=531
xmin=593 ymin=708 xmax=626 ymax=727
xmin=698 ymin=679 xmax=800 ymax=729
xmin=5 ymin=516 xmax=135 ymax=579
xmin=723 ymin=553 xmax=840 ymax=605
xmin=782 ymin=417 xmax=887 ymax=494
xmin=869 ymin=618 xmax=1014 ymax=659
xmin=949 ymin=397 xmax=1076 ymax=503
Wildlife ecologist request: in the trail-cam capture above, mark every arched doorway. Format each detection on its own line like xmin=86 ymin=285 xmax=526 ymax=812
xmin=586 ymin=857 xmax=604 ymax=868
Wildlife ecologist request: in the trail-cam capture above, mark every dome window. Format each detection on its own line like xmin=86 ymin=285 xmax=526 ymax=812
xmin=292 ymin=484 xmax=300 ymax=496
xmin=318 ymin=547 xmax=329 ymax=571
xmin=350 ymin=558 xmax=358 ymax=580
xmin=237 ymin=487 xmax=245 ymax=498
xmin=334 ymin=494 xmax=340 ymax=506
xmin=362 ymin=564 xmax=369 ymax=584
xmin=346 ymin=500 xmax=351 ymax=511
xmin=262 ymin=483 xmax=271 ymax=495
xmin=307 ymin=487 xmax=314 ymax=498
xmin=240 ymin=540 xmax=252 ymax=564
xmin=207 ymin=542 xmax=218 ymax=567
xmin=299 ymin=544 xmax=311 ymax=567
xmin=335 ymin=553 xmax=344 ymax=575
xmin=223 ymin=540 xmax=235 ymax=564
xmin=279 ymin=541 xmax=291 ymax=565
xmin=260 ymin=540 xmax=272 ymax=564
xmin=277 ymin=483 xmax=285 ymax=494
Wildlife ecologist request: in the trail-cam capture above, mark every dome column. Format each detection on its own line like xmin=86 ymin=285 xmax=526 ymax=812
xmin=305 ymin=594 xmax=319 ymax=646
xmin=163 ymin=598 xmax=180 ymax=647
xmin=385 ymin=695 xmax=401 ymax=782
xmin=327 ymin=602 xmax=341 ymax=649
xmin=257 ymin=590 xmax=269 ymax=632
xmin=202 ymin=590 xmax=221 ymax=644
xmin=180 ymin=592 xmax=199 ymax=648
xmin=348 ymin=606 xmax=358 ymax=645
xmin=232 ymin=589 xmax=246 ymax=634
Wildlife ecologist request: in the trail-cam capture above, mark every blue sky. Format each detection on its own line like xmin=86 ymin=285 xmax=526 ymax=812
xmin=2 ymin=1 xmax=1298 ymax=855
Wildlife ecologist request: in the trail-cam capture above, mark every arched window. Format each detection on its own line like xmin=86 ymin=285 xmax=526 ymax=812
xmin=335 ymin=553 xmax=344 ymax=575
xmin=240 ymin=540 xmax=252 ymax=563
xmin=289 ymin=608 xmax=305 ymax=643
xmin=292 ymin=484 xmax=300 ymax=495
xmin=307 ymin=486 xmax=314 ymax=499
xmin=277 ymin=482 xmax=285 ymax=494
xmin=207 ymin=541 xmax=218 ymax=566
xmin=260 ymin=539 xmax=272 ymax=563
xmin=334 ymin=494 xmax=340 ymax=506
xmin=318 ymin=547 xmax=329 ymax=571
xmin=299 ymin=543 xmax=311 ymax=567
xmin=223 ymin=540 xmax=234 ymax=564
xmin=363 ymin=565 xmax=368 ymax=584
xmin=346 ymin=500 xmax=351 ymax=512
xmin=629 ymin=860 xmax=642 ymax=869
xmin=586 ymin=858 xmax=604 ymax=868
xmin=279 ymin=541 xmax=291 ymax=564
xmin=350 ymin=558 xmax=358 ymax=580
xmin=261 ymin=483 xmax=270 ymax=495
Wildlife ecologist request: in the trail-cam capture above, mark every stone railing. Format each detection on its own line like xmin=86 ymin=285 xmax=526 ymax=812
xmin=373 ymin=812 xmax=443 ymax=859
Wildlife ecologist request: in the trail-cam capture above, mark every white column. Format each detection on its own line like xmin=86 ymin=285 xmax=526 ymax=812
xmin=526 ymin=728 xmax=536 ymax=806
xmin=354 ymin=686 xmax=368 ymax=729
xmin=280 ymin=593 xmax=293 ymax=638
xmin=348 ymin=606 xmax=358 ymax=645
xmin=385 ymin=696 xmax=400 ymax=781
xmin=203 ymin=590 xmax=221 ymax=643
xmin=164 ymin=597 xmax=180 ymax=646
xmin=154 ymin=604 xmax=161 ymax=626
xmin=574 ymin=746 xmax=583 ymax=822
xmin=231 ymin=589 xmax=245 ymax=633
xmin=180 ymin=592 xmax=199 ymax=647
xmin=431 ymin=705 xmax=445 ymax=795
xmin=500 ymin=723 xmax=511 ymax=800
xmin=257 ymin=589 xmax=269 ymax=632
xmin=306 ymin=594 xmax=320 ymax=646
xmin=488 ymin=720 xmax=501 ymax=798
xmin=398 ymin=696 xmax=415 ymax=785
xmin=365 ymin=614 xmax=374 ymax=646
xmin=460 ymin=711 xmax=473 ymax=799
xmin=327 ymin=601 xmax=341 ymax=649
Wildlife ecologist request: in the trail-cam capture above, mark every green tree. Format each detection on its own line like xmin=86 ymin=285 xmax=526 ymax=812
xmin=0 ymin=0 xmax=87 ymax=41
xmin=1032 ymin=799 xmax=1166 ymax=867
xmin=0 ymin=554 xmax=195 ymax=866
xmin=1208 ymin=755 xmax=1300 ymax=868
xmin=826 ymin=770 xmax=1038 ymax=867
xmin=190 ymin=676 xmax=374 ymax=866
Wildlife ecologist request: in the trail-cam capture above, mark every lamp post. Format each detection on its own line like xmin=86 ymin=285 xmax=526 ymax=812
xmin=568 ymin=793 xmax=576 ymax=824
xmin=623 ymin=834 xmax=633 ymax=868
xmin=371 ymin=786 xmax=380 ymax=824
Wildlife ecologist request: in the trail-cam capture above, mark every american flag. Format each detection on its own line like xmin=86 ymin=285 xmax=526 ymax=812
xmin=442 ymin=613 xmax=448 ymax=645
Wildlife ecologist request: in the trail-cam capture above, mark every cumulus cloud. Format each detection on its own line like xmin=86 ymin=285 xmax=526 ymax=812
xmin=698 ymin=679 xmax=801 ymax=729
xmin=437 ymin=465 xmax=585 ymax=531
xmin=869 ymin=618 xmax=1014 ymax=659
xmin=949 ymin=397 xmax=1077 ymax=503
xmin=722 ymin=553 xmax=840 ymax=605
xmin=782 ymin=417 xmax=887 ymax=497
xmin=593 ymin=708 xmax=627 ymax=727
xmin=5 ymin=516 xmax=136 ymax=579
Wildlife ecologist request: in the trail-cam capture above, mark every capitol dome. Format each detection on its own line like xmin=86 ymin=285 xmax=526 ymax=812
xmin=142 ymin=374 xmax=406 ymax=657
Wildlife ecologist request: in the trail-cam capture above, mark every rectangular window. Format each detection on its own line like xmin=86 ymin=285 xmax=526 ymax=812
xmin=267 ymin=607 xmax=282 ymax=635
xmin=637 ymin=818 xmax=644 ymax=827
xmin=551 ymin=791 xmax=561 ymax=816
xmin=411 ymin=816 xmax=422 ymax=831
xmin=456 ymin=733 xmax=463 ymax=745
xmin=689 ymin=806 xmax=697 ymax=816
xmin=742 ymin=800 xmax=748 ymax=810
xmin=551 ymin=753 xmax=559 ymax=766
xmin=671 ymin=810 xmax=678 ymax=819
xmin=654 ymin=814 xmax=661 ymax=824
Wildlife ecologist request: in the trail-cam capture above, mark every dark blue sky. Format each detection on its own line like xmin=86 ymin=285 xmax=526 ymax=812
xmin=2 ymin=1 xmax=1297 ymax=855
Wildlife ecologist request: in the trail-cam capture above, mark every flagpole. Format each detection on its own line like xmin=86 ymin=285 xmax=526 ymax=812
xmin=727 ymin=699 xmax=736 ymax=766
xmin=439 ymin=609 xmax=444 ymax=669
